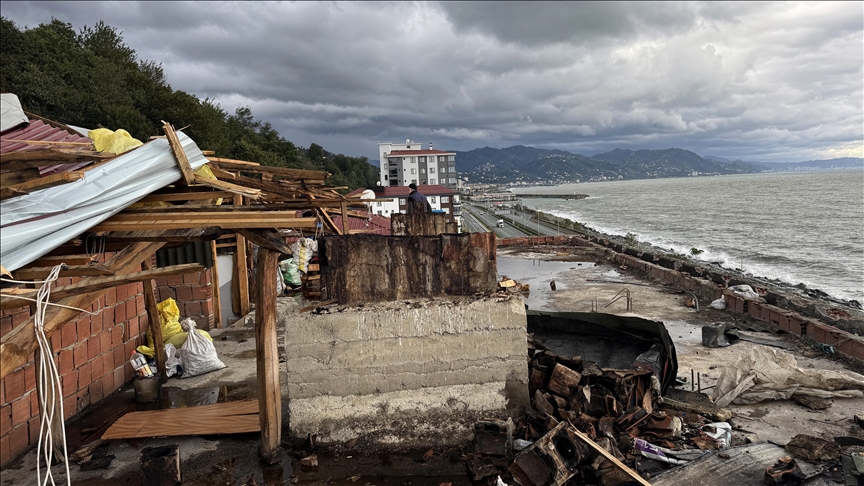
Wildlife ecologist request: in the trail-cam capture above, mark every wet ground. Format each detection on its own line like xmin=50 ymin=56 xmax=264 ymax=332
xmin=3 ymin=245 xmax=862 ymax=485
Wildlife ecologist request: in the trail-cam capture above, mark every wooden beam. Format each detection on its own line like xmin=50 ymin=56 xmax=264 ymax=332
xmin=340 ymin=200 xmax=350 ymax=235
xmin=162 ymin=121 xmax=196 ymax=185
xmin=316 ymin=208 xmax=341 ymax=235
xmin=192 ymin=174 xmax=262 ymax=199
xmin=0 ymin=264 xmax=203 ymax=310
xmin=234 ymin=197 xmax=251 ymax=317
xmin=12 ymin=264 xmax=115 ymax=281
xmin=30 ymin=255 xmax=98 ymax=267
xmin=570 ymin=427 xmax=652 ymax=486
xmin=207 ymin=159 xmax=329 ymax=181
xmin=255 ymin=248 xmax=282 ymax=463
xmin=90 ymin=213 xmax=319 ymax=232
xmin=210 ymin=241 xmax=222 ymax=329
xmin=0 ymin=171 xmax=85 ymax=200
xmin=0 ymin=149 xmax=113 ymax=171
xmin=208 ymin=166 xmax=236 ymax=180
xmin=206 ymin=157 xmax=260 ymax=167
xmin=0 ymin=168 xmax=39 ymax=186
xmin=138 ymin=191 xmax=236 ymax=203
xmin=0 ymin=242 xmax=165 ymax=380
xmin=121 ymin=201 xmax=369 ymax=213
xmin=141 ymin=259 xmax=169 ymax=382
xmin=234 ymin=229 xmax=292 ymax=255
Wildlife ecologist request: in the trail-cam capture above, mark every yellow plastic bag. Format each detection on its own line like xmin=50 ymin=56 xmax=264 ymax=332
xmin=88 ymin=128 xmax=143 ymax=154
xmin=136 ymin=298 xmax=212 ymax=357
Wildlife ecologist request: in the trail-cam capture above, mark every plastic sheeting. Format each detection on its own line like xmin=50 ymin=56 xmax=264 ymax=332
xmin=0 ymin=132 xmax=208 ymax=271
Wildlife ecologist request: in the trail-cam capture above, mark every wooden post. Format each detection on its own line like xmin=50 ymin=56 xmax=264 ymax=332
xmin=141 ymin=259 xmax=168 ymax=383
xmin=234 ymin=197 xmax=251 ymax=317
xmin=255 ymin=248 xmax=281 ymax=463
xmin=340 ymin=199 xmax=350 ymax=235
xmin=210 ymin=240 xmax=222 ymax=328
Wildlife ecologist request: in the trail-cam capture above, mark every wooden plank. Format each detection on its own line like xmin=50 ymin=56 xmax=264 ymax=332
xmin=208 ymin=159 xmax=329 ymax=181
xmin=138 ymin=191 xmax=235 ymax=203
xmin=206 ymin=157 xmax=260 ymax=167
xmin=102 ymin=400 xmax=259 ymax=439
xmin=208 ymin=166 xmax=236 ymax=180
xmin=1 ymin=242 xmax=165 ymax=380
xmin=192 ymin=174 xmax=262 ymax=199
xmin=210 ymin=240 xmax=222 ymax=329
xmin=0 ymin=149 xmax=112 ymax=171
xmin=0 ymin=171 xmax=85 ymax=200
xmin=234 ymin=229 xmax=292 ymax=255
xmin=141 ymin=260 xmax=168 ymax=382
xmin=91 ymin=213 xmax=319 ymax=232
xmin=162 ymin=121 xmax=195 ymax=185
xmin=30 ymin=254 xmax=98 ymax=267
xmin=0 ymin=264 xmax=203 ymax=310
xmin=235 ymin=197 xmax=251 ymax=317
xmin=571 ymin=427 xmax=652 ymax=486
xmin=255 ymin=248 xmax=282 ymax=463
xmin=340 ymin=200 xmax=350 ymax=235
xmin=0 ymin=168 xmax=40 ymax=186
xmin=12 ymin=264 xmax=116 ymax=281
xmin=316 ymin=208 xmax=341 ymax=235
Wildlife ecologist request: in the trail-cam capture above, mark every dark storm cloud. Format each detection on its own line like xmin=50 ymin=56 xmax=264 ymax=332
xmin=1 ymin=1 xmax=861 ymax=162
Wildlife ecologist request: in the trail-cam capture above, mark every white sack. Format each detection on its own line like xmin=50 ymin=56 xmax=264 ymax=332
xmin=713 ymin=345 xmax=864 ymax=406
xmin=179 ymin=318 xmax=226 ymax=378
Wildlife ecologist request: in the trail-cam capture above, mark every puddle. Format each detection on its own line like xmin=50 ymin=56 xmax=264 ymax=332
xmin=497 ymin=257 xmax=595 ymax=311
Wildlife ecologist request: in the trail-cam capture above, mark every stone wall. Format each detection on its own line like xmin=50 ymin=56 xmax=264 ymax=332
xmin=283 ymin=295 xmax=529 ymax=447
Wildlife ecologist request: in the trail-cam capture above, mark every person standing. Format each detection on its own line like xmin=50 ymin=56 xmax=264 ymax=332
xmin=407 ymin=183 xmax=432 ymax=213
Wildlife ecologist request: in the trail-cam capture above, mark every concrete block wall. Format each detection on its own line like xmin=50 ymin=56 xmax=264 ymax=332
xmin=284 ymin=295 xmax=529 ymax=447
xmin=153 ymin=268 xmax=214 ymax=330
xmin=0 ymin=261 xmax=148 ymax=466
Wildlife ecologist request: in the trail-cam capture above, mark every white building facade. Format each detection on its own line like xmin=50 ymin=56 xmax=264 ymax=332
xmin=378 ymin=140 xmax=457 ymax=190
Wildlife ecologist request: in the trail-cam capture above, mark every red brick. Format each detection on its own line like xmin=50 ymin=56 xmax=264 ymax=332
xmin=76 ymin=319 xmax=90 ymax=340
xmin=8 ymin=423 xmax=29 ymax=459
xmin=202 ymin=300 xmax=213 ymax=315
xmin=29 ymin=391 xmax=39 ymax=418
xmin=11 ymin=310 xmax=29 ymax=327
xmin=135 ymin=294 xmax=146 ymax=316
xmin=57 ymin=349 xmax=73 ymax=375
xmin=99 ymin=330 xmax=112 ymax=354
xmin=125 ymin=299 xmax=137 ymax=321
xmin=113 ymin=367 xmax=125 ymax=390
xmin=116 ymin=283 xmax=128 ymax=302
xmin=90 ymin=311 xmax=103 ymax=334
xmin=77 ymin=361 xmax=92 ymax=387
xmin=59 ymin=320 xmax=77 ymax=349
xmin=124 ymin=341 xmax=137 ymax=358
xmin=63 ymin=395 xmax=75 ymax=420
xmin=62 ymin=371 xmax=78 ymax=398
xmin=202 ymin=269 xmax=211 ymax=285
xmin=23 ymin=364 xmax=36 ymax=393
xmin=157 ymin=287 xmax=175 ymax=302
xmin=76 ymin=388 xmax=90 ymax=413
xmin=10 ymin=396 xmax=29 ymax=427
xmin=89 ymin=355 xmax=104 ymax=381
xmin=101 ymin=306 xmax=115 ymax=328
xmin=0 ymin=315 xmax=12 ymax=339
xmin=100 ymin=374 xmax=114 ymax=397
xmin=89 ymin=380 xmax=104 ymax=404
xmin=114 ymin=302 xmax=127 ymax=324
xmin=111 ymin=325 xmax=124 ymax=347
xmin=154 ymin=277 xmax=169 ymax=287
xmin=129 ymin=316 xmax=141 ymax=339
xmin=0 ymin=404 xmax=11 ymax=437
xmin=73 ymin=343 xmax=88 ymax=368
xmin=167 ymin=274 xmax=184 ymax=286
xmin=27 ymin=416 xmax=40 ymax=446
xmin=50 ymin=333 xmax=61 ymax=351
xmin=176 ymin=285 xmax=193 ymax=301
xmin=138 ymin=314 xmax=149 ymax=334
xmin=101 ymin=350 xmax=115 ymax=373
xmin=105 ymin=287 xmax=117 ymax=306
xmin=113 ymin=347 xmax=126 ymax=373
xmin=5 ymin=369 xmax=25 ymax=399
xmin=87 ymin=336 xmax=101 ymax=360
xmin=1 ymin=434 xmax=10 ymax=465
xmin=191 ymin=286 xmax=211 ymax=301
xmin=185 ymin=302 xmax=202 ymax=315
xmin=183 ymin=272 xmax=200 ymax=285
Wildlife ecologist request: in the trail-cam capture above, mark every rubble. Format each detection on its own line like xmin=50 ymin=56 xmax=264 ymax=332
xmin=784 ymin=434 xmax=842 ymax=462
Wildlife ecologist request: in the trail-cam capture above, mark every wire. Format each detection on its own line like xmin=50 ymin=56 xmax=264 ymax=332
xmin=31 ymin=264 xmax=71 ymax=486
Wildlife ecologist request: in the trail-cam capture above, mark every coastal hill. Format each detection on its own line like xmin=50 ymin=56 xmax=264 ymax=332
xmin=455 ymin=145 xmax=862 ymax=184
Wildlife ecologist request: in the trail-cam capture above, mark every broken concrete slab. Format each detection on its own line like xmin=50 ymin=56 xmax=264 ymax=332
xmin=785 ymin=434 xmax=842 ymax=462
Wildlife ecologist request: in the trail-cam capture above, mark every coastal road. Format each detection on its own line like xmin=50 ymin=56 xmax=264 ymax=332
xmin=465 ymin=202 xmax=576 ymax=238
xmin=462 ymin=204 xmax=530 ymax=238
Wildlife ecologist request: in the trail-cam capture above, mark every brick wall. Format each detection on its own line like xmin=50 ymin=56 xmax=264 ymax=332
xmin=154 ymin=268 xmax=214 ymax=330
xmin=0 ymin=263 xmax=148 ymax=466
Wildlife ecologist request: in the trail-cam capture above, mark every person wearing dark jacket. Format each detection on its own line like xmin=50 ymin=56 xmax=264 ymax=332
xmin=407 ymin=183 xmax=432 ymax=213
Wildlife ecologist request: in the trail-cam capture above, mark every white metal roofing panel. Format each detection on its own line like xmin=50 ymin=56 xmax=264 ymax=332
xmin=0 ymin=94 xmax=29 ymax=134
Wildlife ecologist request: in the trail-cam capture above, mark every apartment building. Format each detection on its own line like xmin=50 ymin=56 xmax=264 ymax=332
xmin=378 ymin=140 xmax=457 ymax=190
xmin=350 ymin=184 xmax=462 ymax=231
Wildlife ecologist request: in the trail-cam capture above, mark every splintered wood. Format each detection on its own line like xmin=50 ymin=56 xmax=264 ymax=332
xmin=101 ymin=400 xmax=260 ymax=439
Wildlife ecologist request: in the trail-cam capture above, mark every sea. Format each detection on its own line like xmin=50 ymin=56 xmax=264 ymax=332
xmin=513 ymin=169 xmax=864 ymax=304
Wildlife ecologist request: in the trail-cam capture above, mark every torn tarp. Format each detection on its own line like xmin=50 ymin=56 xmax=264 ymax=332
xmin=713 ymin=344 xmax=864 ymax=407
xmin=0 ymin=132 xmax=208 ymax=271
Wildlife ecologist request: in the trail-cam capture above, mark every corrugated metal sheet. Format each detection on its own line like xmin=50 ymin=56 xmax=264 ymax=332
xmin=156 ymin=242 xmax=214 ymax=268
xmin=0 ymin=132 xmax=208 ymax=271
xmin=0 ymin=94 xmax=29 ymax=133
xmin=1 ymin=119 xmax=95 ymax=176
xmin=331 ymin=214 xmax=392 ymax=235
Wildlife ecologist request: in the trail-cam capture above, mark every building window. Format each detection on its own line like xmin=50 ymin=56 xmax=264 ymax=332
xmin=429 ymin=167 xmax=436 ymax=173
xmin=420 ymin=168 xmax=425 ymax=174
xmin=399 ymin=198 xmax=406 ymax=205
xmin=443 ymin=207 xmax=450 ymax=214
xmin=377 ymin=210 xmax=382 ymax=215
xmin=418 ymin=156 xmax=426 ymax=163
xmin=411 ymin=168 xmax=416 ymax=174
xmin=440 ymin=167 xmax=447 ymax=173
xmin=376 ymin=202 xmax=382 ymax=206
xmin=448 ymin=155 xmax=455 ymax=162
xmin=421 ymin=179 xmax=427 ymax=184
xmin=389 ymin=169 xmax=398 ymax=177
xmin=441 ymin=196 xmax=450 ymax=203
xmin=430 ymin=178 xmax=436 ymax=184
xmin=438 ymin=156 xmax=446 ymax=163
xmin=429 ymin=196 xmax=436 ymax=203
xmin=453 ymin=195 xmax=460 ymax=203
xmin=449 ymin=178 xmax=456 ymax=184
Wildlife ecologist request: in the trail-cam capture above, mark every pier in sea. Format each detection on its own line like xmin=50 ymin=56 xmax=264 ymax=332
xmin=470 ymin=192 xmax=588 ymax=202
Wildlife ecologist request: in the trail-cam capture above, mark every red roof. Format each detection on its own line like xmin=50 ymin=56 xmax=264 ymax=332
xmin=387 ymin=150 xmax=454 ymax=156
xmin=348 ymin=184 xmax=456 ymax=198
xmin=1 ymin=120 xmax=94 ymax=176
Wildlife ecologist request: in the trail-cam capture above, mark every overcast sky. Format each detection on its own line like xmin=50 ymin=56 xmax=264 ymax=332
xmin=2 ymin=1 xmax=862 ymax=162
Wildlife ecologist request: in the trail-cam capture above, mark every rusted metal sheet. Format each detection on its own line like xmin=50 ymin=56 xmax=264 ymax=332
xmin=320 ymin=233 xmax=497 ymax=304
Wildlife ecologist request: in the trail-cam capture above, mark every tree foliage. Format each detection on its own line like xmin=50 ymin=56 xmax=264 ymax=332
xmin=0 ymin=17 xmax=378 ymax=192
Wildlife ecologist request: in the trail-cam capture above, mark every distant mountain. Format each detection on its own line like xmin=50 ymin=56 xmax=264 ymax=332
xmin=454 ymin=146 xmax=861 ymax=184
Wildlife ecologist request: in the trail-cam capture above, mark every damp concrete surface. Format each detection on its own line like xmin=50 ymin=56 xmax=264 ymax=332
xmin=2 ymin=246 xmax=862 ymax=485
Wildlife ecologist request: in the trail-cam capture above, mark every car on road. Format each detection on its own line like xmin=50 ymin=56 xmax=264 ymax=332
xmin=496 ymin=219 xmax=505 ymax=228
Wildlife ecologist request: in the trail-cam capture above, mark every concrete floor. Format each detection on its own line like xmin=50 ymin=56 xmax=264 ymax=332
xmin=2 ymin=246 xmax=862 ymax=485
